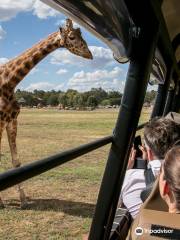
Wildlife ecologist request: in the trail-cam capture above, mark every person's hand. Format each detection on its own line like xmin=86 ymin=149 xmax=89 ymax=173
xmin=138 ymin=144 xmax=148 ymax=160
xmin=127 ymin=146 xmax=136 ymax=169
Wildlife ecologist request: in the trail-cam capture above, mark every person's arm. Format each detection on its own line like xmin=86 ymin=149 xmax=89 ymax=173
xmin=127 ymin=147 xmax=136 ymax=169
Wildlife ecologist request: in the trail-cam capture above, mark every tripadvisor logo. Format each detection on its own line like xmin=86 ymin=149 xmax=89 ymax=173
xmin=135 ymin=227 xmax=143 ymax=236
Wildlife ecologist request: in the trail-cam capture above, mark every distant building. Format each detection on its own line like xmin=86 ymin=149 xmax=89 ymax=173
xmin=18 ymin=97 xmax=26 ymax=107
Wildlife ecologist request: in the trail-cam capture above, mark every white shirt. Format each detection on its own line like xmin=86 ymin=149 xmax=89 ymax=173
xmin=119 ymin=159 xmax=163 ymax=219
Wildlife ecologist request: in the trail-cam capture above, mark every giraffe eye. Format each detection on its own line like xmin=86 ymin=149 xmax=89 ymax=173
xmin=69 ymin=36 xmax=75 ymax=40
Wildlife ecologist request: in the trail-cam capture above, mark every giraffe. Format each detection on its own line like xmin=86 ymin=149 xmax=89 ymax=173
xmin=0 ymin=19 xmax=93 ymax=208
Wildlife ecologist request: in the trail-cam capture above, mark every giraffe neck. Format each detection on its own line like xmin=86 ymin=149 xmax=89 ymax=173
xmin=1 ymin=31 xmax=62 ymax=89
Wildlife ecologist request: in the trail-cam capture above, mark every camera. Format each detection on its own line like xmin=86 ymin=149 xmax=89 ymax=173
xmin=132 ymin=136 xmax=147 ymax=169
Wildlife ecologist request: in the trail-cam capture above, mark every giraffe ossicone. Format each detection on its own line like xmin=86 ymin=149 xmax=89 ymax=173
xmin=0 ymin=18 xmax=93 ymax=208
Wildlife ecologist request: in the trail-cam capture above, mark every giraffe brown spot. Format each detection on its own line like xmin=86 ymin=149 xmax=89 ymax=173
xmin=6 ymin=116 xmax=10 ymax=122
xmin=12 ymin=101 xmax=20 ymax=109
xmin=2 ymin=82 xmax=8 ymax=89
xmin=47 ymin=44 xmax=53 ymax=50
xmin=54 ymin=42 xmax=59 ymax=48
xmin=17 ymin=69 xmax=26 ymax=77
xmin=3 ymin=91 xmax=9 ymax=99
xmin=11 ymin=75 xmax=21 ymax=85
xmin=24 ymin=61 xmax=31 ymax=70
xmin=8 ymin=94 xmax=13 ymax=101
xmin=2 ymin=113 xmax=7 ymax=120
xmin=11 ymin=65 xmax=16 ymax=71
xmin=33 ymin=54 xmax=40 ymax=64
xmin=11 ymin=111 xmax=17 ymax=119
xmin=42 ymin=49 xmax=49 ymax=55
xmin=16 ymin=59 xmax=22 ymax=65
xmin=4 ymin=70 xmax=10 ymax=78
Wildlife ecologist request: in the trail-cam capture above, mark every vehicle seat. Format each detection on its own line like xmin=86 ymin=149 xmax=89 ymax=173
xmin=110 ymin=207 xmax=132 ymax=240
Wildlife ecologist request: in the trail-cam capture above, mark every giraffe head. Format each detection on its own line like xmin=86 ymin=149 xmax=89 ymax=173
xmin=59 ymin=19 xmax=93 ymax=59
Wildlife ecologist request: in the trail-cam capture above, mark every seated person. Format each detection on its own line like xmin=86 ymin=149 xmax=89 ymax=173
xmin=159 ymin=145 xmax=180 ymax=213
xmin=126 ymin=145 xmax=180 ymax=240
xmin=119 ymin=117 xmax=180 ymax=219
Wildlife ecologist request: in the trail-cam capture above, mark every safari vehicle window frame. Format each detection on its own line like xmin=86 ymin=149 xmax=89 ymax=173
xmin=0 ymin=0 xmax=179 ymax=240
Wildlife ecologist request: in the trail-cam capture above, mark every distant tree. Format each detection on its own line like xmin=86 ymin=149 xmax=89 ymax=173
xmin=89 ymin=88 xmax=108 ymax=103
xmin=73 ymin=93 xmax=85 ymax=108
xmin=24 ymin=94 xmax=38 ymax=106
xmin=101 ymin=99 xmax=111 ymax=106
xmin=59 ymin=93 xmax=68 ymax=108
xmin=87 ymin=96 xmax=98 ymax=108
xmin=66 ymin=89 xmax=78 ymax=107
xmin=109 ymin=97 xmax=121 ymax=106
xmin=108 ymin=91 xmax=122 ymax=99
xmin=15 ymin=88 xmax=124 ymax=108
xmin=145 ymin=90 xmax=156 ymax=103
xmin=47 ymin=95 xmax=58 ymax=106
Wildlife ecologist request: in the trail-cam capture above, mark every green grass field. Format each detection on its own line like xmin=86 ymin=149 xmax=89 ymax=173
xmin=0 ymin=108 xmax=150 ymax=240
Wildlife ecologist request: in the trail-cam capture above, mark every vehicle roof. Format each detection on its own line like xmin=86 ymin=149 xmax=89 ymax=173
xmin=162 ymin=0 xmax=180 ymax=63
xmin=41 ymin=0 xmax=180 ymax=79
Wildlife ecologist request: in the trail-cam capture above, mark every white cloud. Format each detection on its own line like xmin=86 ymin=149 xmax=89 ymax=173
xmin=21 ymin=66 xmax=125 ymax=92
xmin=0 ymin=57 xmax=9 ymax=65
xmin=54 ymin=83 xmax=65 ymax=91
xmin=56 ymin=68 xmax=68 ymax=75
xmin=50 ymin=45 xmax=114 ymax=68
xmin=25 ymin=81 xmax=65 ymax=92
xmin=0 ymin=0 xmax=60 ymax=21
xmin=67 ymin=67 xmax=124 ymax=92
xmin=0 ymin=0 xmax=35 ymax=21
xmin=25 ymin=81 xmax=55 ymax=91
xmin=69 ymin=67 xmax=122 ymax=84
xmin=33 ymin=0 xmax=60 ymax=19
xmin=0 ymin=25 xmax=6 ymax=40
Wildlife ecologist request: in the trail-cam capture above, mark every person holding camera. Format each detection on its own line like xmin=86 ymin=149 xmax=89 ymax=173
xmin=119 ymin=117 xmax=180 ymax=218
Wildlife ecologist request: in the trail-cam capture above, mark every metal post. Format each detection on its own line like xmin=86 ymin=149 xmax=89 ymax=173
xmin=0 ymin=136 xmax=112 ymax=191
xmin=163 ymin=89 xmax=174 ymax=116
xmin=151 ymin=68 xmax=171 ymax=118
xmin=151 ymin=84 xmax=166 ymax=117
xmin=89 ymin=7 xmax=159 ymax=240
xmin=171 ymin=81 xmax=180 ymax=112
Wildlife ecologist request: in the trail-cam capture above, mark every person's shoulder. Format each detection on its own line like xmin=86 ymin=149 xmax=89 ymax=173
xmin=148 ymin=159 xmax=163 ymax=168
xmin=126 ymin=168 xmax=144 ymax=177
xmin=121 ymin=168 xmax=146 ymax=195
xmin=123 ymin=169 xmax=145 ymax=185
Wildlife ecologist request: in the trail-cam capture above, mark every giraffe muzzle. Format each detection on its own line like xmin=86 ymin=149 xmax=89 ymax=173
xmin=83 ymin=50 xmax=93 ymax=59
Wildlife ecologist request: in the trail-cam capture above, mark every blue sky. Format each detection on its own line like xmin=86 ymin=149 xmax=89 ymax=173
xmin=0 ymin=0 xmax=129 ymax=92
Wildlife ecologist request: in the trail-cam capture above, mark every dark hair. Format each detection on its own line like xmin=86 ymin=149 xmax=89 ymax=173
xmin=163 ymin=146 xmax=180 ymax=211
xmin=144 ymin=117 xmax=180 ymax=159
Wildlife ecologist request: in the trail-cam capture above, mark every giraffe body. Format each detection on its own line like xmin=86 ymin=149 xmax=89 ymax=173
xmin=0 ymin=19 xmax=92 ymax=207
